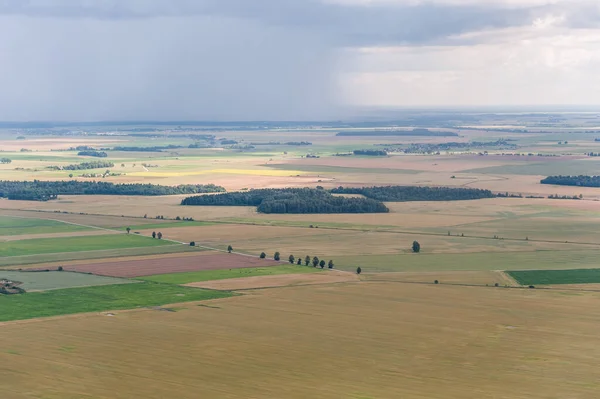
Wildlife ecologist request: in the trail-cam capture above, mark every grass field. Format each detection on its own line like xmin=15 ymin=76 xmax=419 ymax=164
xmin=0 ymin=215 xmax=90 ymax=236
xmin=0 ymin=270 xmax=133 ymax=291
xmin=0 ymin=282 xmax=233 ymax=322
xmin=139 ymin=265 xmax=321 ymax=284
xmin=508 ymin=269 xmax=600 ymax=285
xmin=0 ymin=233 xmax=173 ymax=257
xmin=1 ymin=282 xmax=599 ymax=398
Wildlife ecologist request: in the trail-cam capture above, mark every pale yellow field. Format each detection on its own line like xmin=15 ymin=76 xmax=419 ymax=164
xmin=2 ymin=282 xmax=600 ymax=398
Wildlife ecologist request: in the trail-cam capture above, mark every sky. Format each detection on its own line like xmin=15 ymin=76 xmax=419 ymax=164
xmin=0 ymin=0 xmax=599 ymax=121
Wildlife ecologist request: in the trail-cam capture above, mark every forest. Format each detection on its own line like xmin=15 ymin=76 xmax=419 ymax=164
xmin=330 ymin=185 xmax=495 ymax=201
xmin=353 ymin=150 xmax=388 ymax=156
xmin=0 ymin=181 xmax=225 ymax=201
xmin=78 ymin=150 xmax=108 ymax=158
xmin=541 ymin=175 xmax=600 ymax=187
xmin=181 ymin=188 xmax=389 ymax=214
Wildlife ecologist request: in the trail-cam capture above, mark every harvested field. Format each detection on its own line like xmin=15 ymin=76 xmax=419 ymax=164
xmin=64 ymin=251 xmax=280 ymax=278
xmin=2 ymin=282 xmax=600 ymax=398
xmin=363 ymin=270 xmax=516 ymax=286
xmin=186 ymin=270 xmax=358 ymax=290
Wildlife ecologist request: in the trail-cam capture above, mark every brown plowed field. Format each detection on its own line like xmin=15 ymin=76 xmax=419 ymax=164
xmin=63 ymin=251 xmax=280 ymax=278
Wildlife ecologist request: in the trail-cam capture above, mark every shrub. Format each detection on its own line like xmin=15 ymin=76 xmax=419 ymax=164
xmin=260 ymin=252 xmax=266 ymax=259
xmin=494 ymin=283 xmax=499 ymax=287
xmin=529 ymin=285 xmax=535 ymax=289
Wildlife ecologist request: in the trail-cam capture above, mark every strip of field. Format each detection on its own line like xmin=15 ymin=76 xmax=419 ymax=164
xmin=65 ymin=251 xmax=280 ymax=278
xmin=0 ymin=233 xmax=172 ymax=258
xmin=334 ymin=249 xmax=600 ymax=273
xmin=1 ymin=283 xmax=599 ymax=398
xmin=140 ymin=265 xmax=320 ymax=284
xmin=0 ymin=282 xmax=233 ymax=322
xmin=0 ymin=244 xmax=197 ymax=268
xmin=0 ymin=215 xmax=91 ymax=236
xmin=0 ymin=271 xmax=133 ymax=291
xmin=115 ymin=221 xmax=216 ymax=231
xmin=507 ymin=269 xmax=600 ymax=286
xmin=364 ymin=270 xmax=516 ymax=286
xmin=188 ymin=271 xmax=358 ymax=290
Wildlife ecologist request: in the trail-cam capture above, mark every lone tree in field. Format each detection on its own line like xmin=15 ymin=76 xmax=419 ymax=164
xmin=412 ymin=241 xmax=421 ymax=253
xmin=227 ymin=245 xmax=233 ymax=253
xmin=152 ymin=231 xmax=156 ymax=239
xmin=312 ymin=256 xmax=320 ymax=267
xmin=190 ymin=241 xmax=196 ymax=247
xmin=289 ymin=254 xmax=295 ymax=264
xmin=126 ymin=227 xmax=131 ymax=234
xmin=356 ymin=266 xmax=362 ymax=275
xmin=157 ymin=232 xmax=163 ymax=240
xmin=319 ymin=260 xmax=325 ymax=269
xmin=260 ymin=252 xmax=266 ymax=259
xmin=274 ymin=252 xmax=281 ymax=261
xmin=328 ymin=260 xmax=334 ymax=269
xmin=297 ymin=258 xmax=302 ymax=265
xmin=305 ymin=255 xmax=311 ymax=266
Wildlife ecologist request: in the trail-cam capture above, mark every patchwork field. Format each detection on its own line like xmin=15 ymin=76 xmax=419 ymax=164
xmin=0 ymin=270 xmax=133 ymax=291
xmin=63 ymin=251 xmax=281 ymax=277
xmin=2 ymin=282 xmax=600 ymax=398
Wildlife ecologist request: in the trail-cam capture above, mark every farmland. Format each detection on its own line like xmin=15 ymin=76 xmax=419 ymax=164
xmin=2 ymin=116 xmax=600 ymax=397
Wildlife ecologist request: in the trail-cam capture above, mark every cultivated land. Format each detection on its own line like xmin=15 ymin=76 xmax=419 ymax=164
xmin=2 ymin=116 xmax=600 ymax=397
xmin=2 ymin=283 xmax=600 ymax=398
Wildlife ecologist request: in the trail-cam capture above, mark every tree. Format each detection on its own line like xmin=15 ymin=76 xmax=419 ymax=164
xmin=356 ymin=266 xmax=362 ymax=274
xmin=288 ymin=254 xmax=295 ymax=264
xmin=152 ymin=231 xmax=156 ymax=239
xmin=297 ymin=258 xmax=302 ymax=265
xmin=57 ymin=266 xmax=63 ymax=271
xmin=412 ymin=241 xmax=421 ymax=253
xmin=0 ymin=158 xmax=12 ymax=164
xmin=190 ymin=241 xmax=196 ymax=247
xmin=69 ymin=174 xmax=73 ymax=178
xmin=305 ymin=255 xmax=310 ymax=266
xmin=126 ymin=227 xmax=131 ymax=234
xmin=328 ymin=260 xmax=334 ymax=269
xmin=227 ymin=245 xmax=233 ymax=253
xmin=274 ymin=252 xmax=281 ymax=261
xmin=260 ymin=252 xmax=266 ymax=259
xmin=157 ymin=232 xmax=163 ymax=240
xmin=312 ymin=256 xmax=319 ymax=267
xmin=319 ymin=260 xmax=325 ymax=269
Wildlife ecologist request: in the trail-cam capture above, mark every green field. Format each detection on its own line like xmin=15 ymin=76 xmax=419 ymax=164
xmin=117 ymin=221 xmax=216 ymax=231
xmin=0 ymin=216 xmax=90 ymax=236
xmin=140 ymin=265 xmax=321 ymax=285
xmin=0 ymin=233 xmax=173 ymax=257
xmin=334 ymin=250 xmax=600 ymax=273
xmin=0 ymin=282 xmax=234 ymax=322
xmin=507 ymin=269 xmax=600 ymax=285
xmin=0 ymin=244 xmax=199 ymax=268
xmin=0 ymin=270 xmax=134 ymax=291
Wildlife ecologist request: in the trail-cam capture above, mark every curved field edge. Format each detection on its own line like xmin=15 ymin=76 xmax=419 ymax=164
xmin=138 ymin=265 xmax=323 ymax=285
xmin=507 ymin=269 xmax=600 ymax=286
xmin=0 ymin=282 xmax=234 ymax=322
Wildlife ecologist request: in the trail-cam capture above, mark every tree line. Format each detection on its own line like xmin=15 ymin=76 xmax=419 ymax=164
xmin=330 ymin=185 xmax=495 ymax=202
xmin=48 ymin=161 xmax=114 ymax=171
xmin=0 ymin=181 xmax=225 ymax=201
xmin=181 ymin=188 xmax=390 ymax=214
xmin=113 ymin=145 xmax=184 ymax=152
xmin=541 ymin=175 xmax=600 ymax=188
xmin=337 ymin=129 xmax=458 ymax=137
xmin=0 ymin=158 xmax=11 ymax=164
xmin=353 ymin=149 xmax=388 ymax=156
xmin=78 ymin=150 xmax=107 ymax=158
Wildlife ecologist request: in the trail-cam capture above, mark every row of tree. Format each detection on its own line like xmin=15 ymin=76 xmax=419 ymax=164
xmin=257 ymin=251 xmax=335 ymax=269
xmin=353 ymin=149 xmax=388 ymax=156
xmin=49 ymin=161 xmax=115 ymax=170
xmin=181 ymin=188 xmax=390 ymax=214
xmin=541 ymin=175 xmax=600 ymax=188
xmin=0 ymin=180 xmax=225 ymax=201
xmin=330 ymin=185 xmax=495 ymax=202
